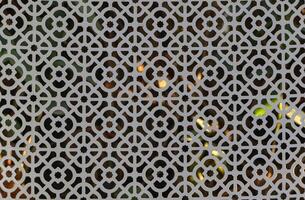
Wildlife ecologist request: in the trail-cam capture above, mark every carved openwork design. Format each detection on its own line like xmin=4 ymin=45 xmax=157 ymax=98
xmin=0 ymin=0 xmax=304 ymax=199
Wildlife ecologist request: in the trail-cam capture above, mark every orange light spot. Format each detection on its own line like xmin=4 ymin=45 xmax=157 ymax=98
xmin=158 ymin=80 xmax=167 ymax=88
xmin=137 ymin=64 xmax=144 ymax=72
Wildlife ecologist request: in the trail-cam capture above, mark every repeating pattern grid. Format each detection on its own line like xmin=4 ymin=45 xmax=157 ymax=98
xmin=0 ymin=0 xmax=304 ymax=199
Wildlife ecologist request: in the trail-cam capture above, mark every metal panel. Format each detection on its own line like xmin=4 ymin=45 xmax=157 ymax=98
xmin=0 ymin=0 xmax=304 ymax=199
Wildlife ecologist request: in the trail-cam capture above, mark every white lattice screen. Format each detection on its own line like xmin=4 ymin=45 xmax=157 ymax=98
xmin=0 ymin=0 xmax=305 ymax=199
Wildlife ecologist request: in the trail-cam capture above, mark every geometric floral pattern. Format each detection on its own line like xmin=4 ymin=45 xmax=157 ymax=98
xmin=0 ymin=0 xmax=304 ymax=199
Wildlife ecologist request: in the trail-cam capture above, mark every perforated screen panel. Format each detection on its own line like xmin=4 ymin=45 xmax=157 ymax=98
xmin=0 ymin=0 xmax=305 ymax=199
